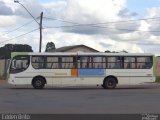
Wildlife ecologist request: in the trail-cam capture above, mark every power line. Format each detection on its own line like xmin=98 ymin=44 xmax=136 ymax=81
xmin=1 ymin=20 xmax=34 ymax=36
xmin=43 ymin=16 xmax=160 ymax=25
xmin=43 ymin=16 xmax=160 ymax=33
xmin=0 ymin=28 xmax=39 ymax=45
xmin=85 ymin=25 xmax=160 ymax=33
xmin=2 ymin=16 xmax=159 ymax=37
xmin=1 ymin=16 xmax=40 ymax=36
xmin=43 ymin=24 xmax=160 ymax=33
xmin=43 ymin=17 xmax=79 ymax=24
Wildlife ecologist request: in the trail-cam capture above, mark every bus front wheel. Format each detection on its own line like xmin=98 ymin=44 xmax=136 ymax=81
xmin=32 ymin=77 xmax=45 ymax=89
xmin=103 ymin=77 xmax=117 ymax=89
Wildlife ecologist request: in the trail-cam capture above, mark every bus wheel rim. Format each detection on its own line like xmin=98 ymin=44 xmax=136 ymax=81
xmin=36 ymin=80 xmax=42 ymax=86
xmin=108 ymin=81 xmax=113 ymax=86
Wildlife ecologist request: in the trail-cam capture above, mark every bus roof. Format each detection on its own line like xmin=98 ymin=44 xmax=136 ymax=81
xmin=11 ymin=52 xmax=154 ymax=57
xmin=76 ymin=52 xmax=154 ymax=56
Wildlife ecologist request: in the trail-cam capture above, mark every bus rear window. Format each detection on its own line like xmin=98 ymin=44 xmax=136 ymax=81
xmin=10 ymin=55 xmax=30 ymax=74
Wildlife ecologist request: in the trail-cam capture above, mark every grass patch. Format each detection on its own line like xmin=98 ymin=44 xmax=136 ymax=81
xmin=156 ymin=76 xmax=160 ymax=83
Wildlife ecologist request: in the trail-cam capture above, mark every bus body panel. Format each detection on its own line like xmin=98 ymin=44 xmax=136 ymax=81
xmin=8 ymin=52 xmax=156 ymax=88
xmin=78 ymin=69 xmax=106 ymax=77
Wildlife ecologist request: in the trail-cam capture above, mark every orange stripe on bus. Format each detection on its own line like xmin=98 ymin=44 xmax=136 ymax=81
xmin=71 ymin=69 xmax=78 ymax=77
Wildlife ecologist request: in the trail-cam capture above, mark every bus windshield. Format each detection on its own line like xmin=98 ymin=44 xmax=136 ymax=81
xmin=10 ymin=55 xmax=30 ymax=74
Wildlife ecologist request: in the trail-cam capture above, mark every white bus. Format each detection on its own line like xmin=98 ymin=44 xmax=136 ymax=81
xmin=8 ymin=52 xmax=155 ymax=89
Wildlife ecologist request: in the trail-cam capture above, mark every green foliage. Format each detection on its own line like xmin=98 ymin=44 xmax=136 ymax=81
xmin=105 ymin=50 xmax=111 ymax=53
xmin=156 ymin=76 xmax=160 ymax=83
xmin=105 ymin=50 xmax=128 ymax=53
xmin=0 ymin=44 xmax=33 ymax=59
xmin=45 ymin=42 xmax=56 ymax=52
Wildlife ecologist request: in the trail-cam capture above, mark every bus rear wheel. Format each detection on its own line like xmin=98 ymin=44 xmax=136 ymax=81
xmin=32 ymin=77 xmax=45 ymax=89
xmin=103 ymin=77 xmax=117 ymax=89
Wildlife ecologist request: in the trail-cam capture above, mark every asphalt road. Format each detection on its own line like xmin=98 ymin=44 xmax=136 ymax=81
xmin=0 ymin=84 xmax=160 ymax=114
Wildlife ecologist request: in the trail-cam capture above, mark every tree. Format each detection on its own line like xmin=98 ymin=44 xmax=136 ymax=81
xmin=105 ymin=50 xmax=111 ymax=53
xmin=45 ymin=42 xmax=56 ymax=52
xmin=105 ymin=50 xmax=118 ymax=53
xmin=105 ymin=50 xmax=128 ymax=53
xmin=0 ymin=44 xmax=33 ymax=59
xmin=121 ymin=50 xmax=128 ymax=53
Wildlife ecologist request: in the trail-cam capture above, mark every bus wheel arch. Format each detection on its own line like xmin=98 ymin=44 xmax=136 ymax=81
xmin=32 ymin=76 xmax=46 ymax=89
xmin=103 ymin=76 xmax=118 ymax=89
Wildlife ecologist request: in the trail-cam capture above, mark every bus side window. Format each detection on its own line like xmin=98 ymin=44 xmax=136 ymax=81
xmin=92 ymin=56 xmax=105 ymax=69
xmin=61 ymin=56 xmax=75 ymax=69
xmin=80 ymin=56 xmax=92 ymax=69
xmin=136 ymin=56 xmax=152 ymax=69
xmin=124 ymin=57 xmax=136 ymax=69
xmin=107 ymin=57 xmax=120 ymax=69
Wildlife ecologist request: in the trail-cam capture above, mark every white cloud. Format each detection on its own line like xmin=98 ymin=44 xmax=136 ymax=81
xmin=39 ymin=30 xmax=143 ymax=53
xmin=43 ymin=1 xmax=67 ymax=18
xmin=143 ymin=7 xmax=160 ymax=36
xmin=57 ymin=0 xmax=140 ymax=35
xmin=15 ymin=1 xmax=43 ymax=18
xmin=0 ymin=16 xmax=16 ymax=27
xmin=62 ymin=0 xmax=126 ymax=21
xmin=139 ymin=20 xmax=150 ymax=31
xmin=0 ymin=1 xmax=13 ymax=15
xmin=1 ymin=0 xmax=160 ymax=54
xmin=107 ymin=42 xmax=143 ymax=53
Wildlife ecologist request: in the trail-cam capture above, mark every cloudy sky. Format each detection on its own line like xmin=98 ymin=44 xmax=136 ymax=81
xmin=1 ymin=0 xmax=160 ymax=54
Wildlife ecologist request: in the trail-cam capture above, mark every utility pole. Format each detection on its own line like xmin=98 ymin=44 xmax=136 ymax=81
xmin=39 ymin=12 xmax=43 ymax=53
xmin=14 ymin=0 xmax=43 ymax=53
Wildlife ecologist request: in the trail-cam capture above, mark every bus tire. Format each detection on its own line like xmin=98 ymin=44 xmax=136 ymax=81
xmin=103 ymin=77 xmax=117 ymax=89
xmin=32 ymin=77 xmax=45 ymax=89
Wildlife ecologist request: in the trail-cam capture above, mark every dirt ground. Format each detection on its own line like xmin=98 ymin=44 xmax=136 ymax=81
xmin=0 ymin=80 xmax=7 ymax=85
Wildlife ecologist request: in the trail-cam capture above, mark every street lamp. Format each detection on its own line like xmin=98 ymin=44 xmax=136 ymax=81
xmin=14 ymin=0 xmax=43 ymax=53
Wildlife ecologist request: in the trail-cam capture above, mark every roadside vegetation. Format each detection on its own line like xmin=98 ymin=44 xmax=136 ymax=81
xmin=156 ymin=76 xmax=160 ymax=83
